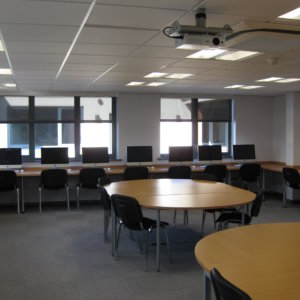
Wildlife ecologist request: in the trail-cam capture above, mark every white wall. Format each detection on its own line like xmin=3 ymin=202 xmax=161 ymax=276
xmin=118 ymin=93 xmax=160 ymax=162
xmin=233 ymin=95 xmax=273 ymax=161
xmin=273 ymin=96 xmax=286 ymax=163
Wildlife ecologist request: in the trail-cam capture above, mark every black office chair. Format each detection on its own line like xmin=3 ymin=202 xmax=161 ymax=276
xmin=39 ymin=169 xmax=69 ymax=212
xmin=111 ymin=194 xmax=171 ymax=270
xmin=167 ymin=165 xmax=192 ymax=226
xmin=210 ymin=268 xmax=252 ymax=300
xmin=97 ymin=184 xmax=112 ymax=243
xmin=204 ymin=164 xmax=227 ymax=182
xmin=282 ymin=167 xmax=300 ymax=207
xmin=238 ymin=163 xmax=261 ymax=192
xmin=76 ymin=167 xmax=106 ymax=209
xmin=215 ymin=193 xmax=263 ymax=230
xmin=0 ymin=170 xmax=20 ymax=214
xmin=123 ymin=166 xmax=149 ymax=181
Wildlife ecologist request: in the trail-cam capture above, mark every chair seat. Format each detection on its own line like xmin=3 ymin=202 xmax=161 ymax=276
xmin=215 ymin=212 xmax=251 ymax=225
xmin=126 ymin=217 xmax=168 ymax=231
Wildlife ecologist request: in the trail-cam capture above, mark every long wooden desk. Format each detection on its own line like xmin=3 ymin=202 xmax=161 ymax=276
xmin=195 ymin=222 xmax=300 ymax=300
xmin=106 ymin=179 xmax=256 ymax=271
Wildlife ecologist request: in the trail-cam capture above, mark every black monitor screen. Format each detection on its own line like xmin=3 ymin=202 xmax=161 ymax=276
xmin=82 ymin=147 xmax=109 ymax=164
xmin=169 ymin=146 xmax=193 ymax=162
xmin=233 ymin=144 xmax=256 ymax=160
xmin=127 ymin=146 xmax=153 ymax=163
xmin=198 ymin=145 xmax=222 ymax=161
xmin=0 ymin=148 xmax=22 ymax=165
xmin=41 ymin=147 xmax=69 ymax=164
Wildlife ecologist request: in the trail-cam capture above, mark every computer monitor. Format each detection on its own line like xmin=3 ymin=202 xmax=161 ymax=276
xmin=233 ymin=144 xmax=256 ymax=161
xmin=168 ymin=146 xmax=193 ymax=164
xmin=41 ymin=147 xmax=69 ymax=167
xmin=82 ymin=147 xmax=109 ymax=167
xmin=198 ymin=145 xmax=222 ymax=163
xmin=0 ymin=148 xmax=22 ymax=169
xmin=127 ymin=146 xmax=153 ymax=166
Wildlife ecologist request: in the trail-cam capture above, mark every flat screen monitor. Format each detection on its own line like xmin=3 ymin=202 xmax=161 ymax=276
xmin=82 ymin=147 xmax=109 ymax=166
xmin=198 ymin=145 xmax=222 ymax=162
xmin=233 ymin=144 xmax=256 ymax=160
xmin=127 ymin=146 xmax=153 ymax=165
xmin=169 ymin=146 xmax=193 ymax=163
xmin=41 ymin=147 xmax=69 ymax=166
xmin=0 ymin=148 xmax=22 ymax=169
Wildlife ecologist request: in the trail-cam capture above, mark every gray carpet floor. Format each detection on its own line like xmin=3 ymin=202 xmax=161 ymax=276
xmin=0 ymin=194 xmax=300 ymax=300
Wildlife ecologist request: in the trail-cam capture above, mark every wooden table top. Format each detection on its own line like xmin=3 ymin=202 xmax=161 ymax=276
xmin=195 ymin=222 xmax=300 ymax=300
xmin=106 ymin=179 xmax=255 ymax=210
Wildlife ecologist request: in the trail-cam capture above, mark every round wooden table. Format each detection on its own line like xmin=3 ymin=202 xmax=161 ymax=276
xmin=195 ymin=222 xmax=300 ymax=300
xmin=106 ymin=178 xmax=256 ymax=271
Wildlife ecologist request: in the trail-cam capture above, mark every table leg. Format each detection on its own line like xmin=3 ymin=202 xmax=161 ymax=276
xmin=204 ymin=272 xmax=211 ymax=300
xmin=156 ymin=209 xmax=160 ymax=272
xmin=21 ymin=176 xmax=25 ymax=213
xmin=242 ymin=205 xmax=245 ymax=224
xmin=111 ymin=209 xmax=116 ymax=256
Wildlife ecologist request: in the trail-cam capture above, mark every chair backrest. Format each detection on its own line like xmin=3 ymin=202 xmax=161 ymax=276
xmin=250 ymin=193 xmax=263 ymax=218
xmin=0 ymin=170 xmax=17 ymax=191
xmin=110 ymin=194 xmax=143 ymax=229
xmin=123 ymin=166 xmax=149 ymax=180
xmin=282 ymin=167 xmax=300 ymax=188
xmin=41 ymin=169 xmax=68 ymax=190
xmin=239 ymin=163 xmax=261 ymax=182
xmin=167 ymin=165 xmax=191 ymax=179
xmin=191 ymin=172 xmax=217 ymax=181
xmin=79 ymin=167 xmax=106 ymax=188
xmin=230 ymin=179 xmax=249 ymax=190
xmin=98 ymin=175 xmax=112 ymax=186
xmin=210 ymin=268 xmax=252 ymax=300
xmin=97 ymin=185 xmax=111 ymax=211
xmin=204 ymin=164 xmax=227 ymax=182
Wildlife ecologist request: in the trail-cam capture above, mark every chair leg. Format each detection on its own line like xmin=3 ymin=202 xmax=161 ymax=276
xmin=104 ymin=210 xmax=110 ymax=243
xmin=16 ymin=187 xmax=20 ymax=214
xmin=138 ymin=231 xmax=143 ymax=254
xmin=213 ymin=212 xmax=216 ymax=229
xmin=201 ymin=210 xmax=206 ymax=233
xmin=76 ymin=186 xmax=80 ymax=210
xmin=283 ymin=183 xmax=287 ymax=208
xmin=184 ymin=210 xmax=189 ymax=225
xmin=173 ymin=210 xmax=177 ymax=227
xmin=38 ymin=187 xmax=42 ymax=213
xmin=66 ymin=185 xmax=70 ymax=211
xmin=115 ymin=224 xmax=122 ymax=260
xmin=145 ymin=230 xmax=150 ymax=271
xmin=164 ymin=227 xmax=172 ymax=264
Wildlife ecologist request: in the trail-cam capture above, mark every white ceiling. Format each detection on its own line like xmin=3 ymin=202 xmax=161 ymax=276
xmin=0 ymin=0 xmax=300 ymax=96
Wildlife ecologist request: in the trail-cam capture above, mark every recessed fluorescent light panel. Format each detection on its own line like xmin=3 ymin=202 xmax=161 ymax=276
xmin=276 ymin=78 xmax=300 ymax=83
xmin=147 ymin=82 xmax=166 ymax=86
xmin=3 ymin=83 xmax=16 ymax=87
xmin=0 ymin=40 xmax=3 ymax=51
xmin=126 ymin=82 xmax=145 ymax=86
xmin=278 ymin=7 xmax=300 ymax=20
xmin=224 ymin=85 xmax=245 ymax=89
xmin=240 ymin=85 xmax=264 ymax=89
xmin=0 ymin=68 xmax=12 ymax=75
xmin=166 ymin=73 xmax=193 ymax=79
xmin=144 ymin=72 xmax=169 ymax=78
xmin=216 ymin=50 xmax=260 ymax=61
xmin=256 ymin=77 xmax=283 ymax=82
xmin=187 ymin=49 xmax=227 ymax=59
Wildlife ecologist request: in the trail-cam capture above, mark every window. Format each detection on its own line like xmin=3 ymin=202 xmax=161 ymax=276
xmin=80 ymin=97 xmax=112 ymax=154
xmin=160 ymin=98 xmax=232 ymax=158
xmin=160 ymin=98 xmax=192 ymax=154
xmin=0 ymin=97 xmax=29 ymax=155
xmin=0 ymin=95 xmax=115 ymax=161
xmin=198 ymin=100 xmax=231 ymax=154
xmin=34 ymin=97 xmax=75 ymax=158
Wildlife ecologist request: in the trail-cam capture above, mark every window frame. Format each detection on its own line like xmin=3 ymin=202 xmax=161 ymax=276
xmin=160 ymin=98 xmax=232 ymax=159
xmin=0 ymin=95 xmax=117 ymax=162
